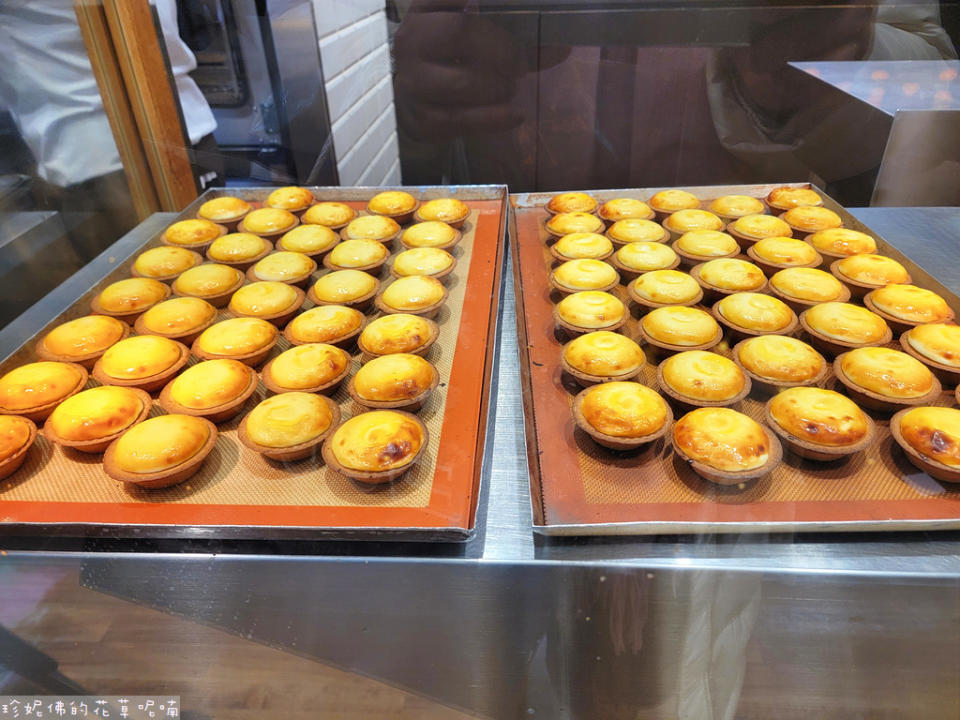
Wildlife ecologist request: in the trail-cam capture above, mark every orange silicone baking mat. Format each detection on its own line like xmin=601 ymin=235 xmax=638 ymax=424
xmin=0 ymin=186 xmax=507 ymax=540
xmin=511 ymin=185 xmax=960 ymax=535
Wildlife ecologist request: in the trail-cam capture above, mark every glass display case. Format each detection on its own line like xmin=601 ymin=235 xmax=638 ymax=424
xmin=1 ymin=1 xmax=959 ymax=718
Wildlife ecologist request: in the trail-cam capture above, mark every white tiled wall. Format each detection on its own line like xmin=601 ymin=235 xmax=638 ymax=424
xmin=312 ymin=1 xmax=401 ymax=186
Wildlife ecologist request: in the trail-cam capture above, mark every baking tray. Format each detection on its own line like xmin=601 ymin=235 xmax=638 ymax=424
xmin=511 ymin=183 xmax=960 ymax=536
xmin=0 ymin=185 xmax=508 ymax=542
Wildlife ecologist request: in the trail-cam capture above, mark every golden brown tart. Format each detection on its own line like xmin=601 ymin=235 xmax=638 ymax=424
xmin=572 ymin=381 xmax=672 ymax=450
xmin=192 ymin=317 xmax=279 ymax=366
xmin=672 ymin=230 xmax=739 ymax=267
xmin=554 ymin=291 xmax=626 ymax=336
xmin=322 ymin=409 xmax=428 ymax=483
xmin=831 ymin=254 xmax=911 ymax=298
xmin=301 ymin=201 xmax=357 ymax=229
xmin=597 ymin=198 xmax=654 ymax=223
xmin=834 ymin=346 xmax=940 ymax=411
xmin=358 ymin=313 xmax=439 ymax=358
xmin=266 ymin=186 xmax=314 ymax=213
xmin=163 ymin=218 xmax=226 ymax=249
xmin=691 ymin=258 xmax=766 ymax=301
xmin=707 ymin=195 xmax=765 ymax=220
xmin=781 ymin=206 xmax=843 ymax=234
xmin=713 ymin=292 xmax=797 ymax=338
xmin=228 ymin=281 xmax=304 ymax=326
xmin=900 ymin=323 xmax=960 ymax=385
xmin=348 ymin=353 xmax=439 ymax=411
xmin=550 ymin=233 xmax=614 ymax=262
xmin=0 ymin=414 xmax=37 ymax=480
xmin=308 ymin=270 xmax=380 ymax=310
xmin=728 ymin=214 xmax=793 ymax=247
xmin=172 ymin=263 xmax=244 ymax=307
xmin=341 ymin=215 xmax=402 ymax=243
xmin=733 ymin=335 xmax=827 ymax=394
xmin=284 ymin=304 xmax=366 ymax=347
xmin=0 ymin=361 xmax=88 ymax=421
xmin=627 ymin=269 xmax=702 ymax=309
xmin=159 ymin=358 xmax=258 ymax=423
xmin=545 ymin=212 xmax=605 ymax=239
xmin=414 ymin=197 xmax=470 ymax=228
xmin=376 ymin=275 xmax=447 ymax=318
xmin=132 ymin=246 xmax=202 ymax=280
xmin=324 ymin=238 xmax=389 ymax=274
xmin=560 ymin=331 xmax=645 ymax=385
xmin=546 ymin=192 xmax=598 ymax=215
xmin=277 ymin=224 xmax=340 ymax=257
xmin=648 ymin=189 xmax=700 ymax=217
xmin=247 ymin=251 xmax=317 ymax=287
xmin=672 ymin=407 xmax=781 ymax=484
xmin=134 ymin=297 xmax=218 ymax=345
xmin=91 ymin=278 xmax=170 ymax=321
xmin=206 ymin=233 xmax=272 ymax=269
xmin=400 ymin=221 xmax=461 ymax=251
xmin=390 ymin=248 xmax=456 ymax=281
xmin=864 ymin=284 xmax=954 ymax=334
xmin=37 ymin=315 xmax=129 ymax=368
xmin=765 ymin=386 xmax=873 ymax=461
xmin=44 ymin=385 xmax=150 ymax=453
xmin=765 ymin=187 xmax=823 ymax=211
xmin=639 ymin=306 xmax=721 ymax=352
xmin=658 ymin=350 xmax=749 ymax=407
xmin=261 ymin=343 xmax=351 ymax=394
xmin=662 ymin=209 xmax=724 ymax=236
xmin=197 ymin=196 xmax=252 ymax=225
xmin=239 ymin=392 xmax=339 ymax=462
xmin=104 ymin=414 xmax=217 ymax=489
xmin=238 ymin=207 xmax=299 ymax=237
xmin=606 ymin=218 xmax=669 ymax=246
xmin=746 ymin=236 xmax=821 ymax=275
xmin=767 ymin=267 xmax=849 ymax=311
xmin=800 ymin=302 xmax=891 ymax=355
xmin=891 ymin=406 xmax=960 ymax=482
xmin=610 ymin=241 xmax=679 ymax=279
xmin=550 ymin=259 xmax=620 ymax=294
xmin=807 ymin=228 xmax=876 ymax=259
xmin=92 ymin=335 xmax=189 ymax=392
xmin=367 ymin=190 xmax=419 ymax=223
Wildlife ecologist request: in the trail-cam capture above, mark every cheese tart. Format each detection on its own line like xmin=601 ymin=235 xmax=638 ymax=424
xmin=672 ymin=407 xmax=782 ymax=485
xmin=707 ymin=194 xmax=765 ymax=221
xmin=0 ymin=361 xmax=88 ymax=421
xmin=414 ymin=197 xmax=470 ymax=228
xmin=662 ymin=209 xmax=724 ymax=239
xmin=830 ymin=254 xmax=911 ymax=299
xmin=834 ymin=347 xmax=940 ymax=412
xmin=900 ymin=323 xmax=960 ymax=386
xmin=767 ymin=267 xmax=849 ymax=312
xmin=390 ymin=248 xmax=457 ymax=282
xmin=239 ymin=391 xmax=340 ymax=462
xmin=285 ymin=304 xmax=366 ymax=348
xmin=549 ymin=233 xmax=614 ymax=263
xmin=348 ymin=353 xmax=438 ymax=412
xmin=37 ymin=315 xmax=130 ymax=368
xmin=638 ymin=305 xmax=722 ymax=353
xmin=606 ymin=218 xmax=669 ymax=246
xmin=560 ymin=331 xmax=645 ymax=386
xmin=260 ymin=343 xmax=351 ymax=395
xmin=597 ymin=198 xmax=654 ymax=224
xmin=192 ymin=316 xmax=279 ymax=366
xmin=206 ymin=233 xmax=272 ymax=270
xmin=341 ymin=215 xmax=402 ymax=243
xmin=765 ymin=186 xmax=823 ymax=211
xmin=91 ymin=277 xmax=170 ymax=322
xmin=104 ymin=414 xmax=218 ymax=489
xmin=657 ymin=350 xmax=750 ymax=408
xmin=301 ymin=201 xmax=357 ymax=230
xmin=727 ymin=214 xmax=793 ymax=249
xmin=92 ymin=335 xmax=189 ymax=392
xmin=228 ymin=281 xmax=304 ymax=326
xmin=781 ymin=206 xmax=842 ymax=235
xmin=765 ymin=386 xmax=873 ymax=461
xmin=266 ymin=186 xmax=314 ymax=214
xmin=324 ymin=238 xmax=389 ymax=275
xmin=0 ymin=414 xmax=37 ymax=480
xmin=159 ymin=358 xmax=258 ymax=422
xmin=713 ymin=292 xmax=797 ymax=339
xmin=375 ymin=275 xmax=447 ymax=319
xmin=800 ymin=302 xmax=892 ymax=356
xmin=554 ymin=291 xmax=627 ymax=337
xmin=546 ymin=192 xmax=598 ymax=216
xmin=746 ymin=236 xmax=822 ymax=276
xmin=238 ymin=207 xmax=299 ymax=237
xmin=358 ymin=313 xmax=439 ymax=358
xmin=163 ymin=218 xmax=227 ymax=250
xmin=689 ymin=258 xmax=766 ymax=303
xmin=172 ymin=263 xmax=244 ymax=307
xmin=367 ymin=190 xmax=419 ymax=224
xmin=864 ymin=284 xmax=954 ymax=335
xmin=134 ymin=297 xmax=218 ymax=345
xmin=197 ymin=196 xmax=252 ymax=228
xmin=549 ymin=259 xmax=620 ymax=295
xmin=890 ymin=406 xmax=960 ymax=483
xmin=732 ymin=335 xmax=827 ymax=394
xmin=246 ymin=251 xmax=317 ymax=288
xmin=627 ymin=269 xmax=702 ymax=310
xmin=806 ymin=228 xmax=876 ymax=262
xmin=131 ymin=246 xmax=202 ymax=281
xmin=572 ymin=381 xmax=672 ymax=451
xmin=276 ymin=224 xmax=340 ymax=258
xmin=321 ymin=409 xmax=428 ymax=484
xmin=545 ymin=212 xmax=605 ymax=240
xmin=610 ymin=241 xmax=679 ymax=280
xmin=400 ymin=221 xmax=461 ymax=251
xmin=44 ymin=385 xmax=151 ymax=453
xmin=672 ymin=230 xmax=739 ymax=268
xmin=648 ymin=189 xmax=700 ymax=219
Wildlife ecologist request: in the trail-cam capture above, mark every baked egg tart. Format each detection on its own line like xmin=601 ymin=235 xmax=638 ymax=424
xmin=768 ymin=267 xmax=849 ymax=312
xmin=554 ymin=291 xmax=626 ymax=336
xmin=44 ymin=385 xmax=150 ymax=453
xmin=206 ymin=233 xmax=272 ymax=269
xmin=358 ymin=313 xmax=439 ymax=358
xmin=324 ymin=238 xmax=389 ymax=274
xmin=900 ymin=323 xmax=960 ymax=386
xmin=606 ymin=218 xmax=669 ymax=246
xmin=400 ymin=221 xmax=461 ymax=251
xmin=765 ymin=386 xmax=873 ymax=461
xmin=0 ymin=361 xmax=88 ymax=421
xmin=572 ymin=381 xmax=672 ymax=450
xmin=197 ymin=196 xmax=252 ymax=226
xmin=414 ymin=197 xmax=470 ymax=228
xmin=728 ymin=214 xmax=793 ymax=248
xmin=830 ymin=254 xmax=911 ymax=298
xmin=0 ymin=414 xmax=36 ymax=480
xmin=597 ymin=198 xmax=654 ymax=223
xmin=163 ymin=218 xmax=226 ymax=249
xmin=341 ymin=215 xmax=401 ymax=243
xmin=864 ymin=284 xmax=954 ymax=334
xmin=238 ymin=207 xmax=299 ymax=237
xmin=239 ymin=391 xmax=340 ymax=461
xmin=546 ymin=192 xmax=598 ymax=215
xmin=639 ymin=305 xmax=722 ymax=352
xmin=277 ymin=224 xmax=340 ymax=257
xmin=284 ymin=304 xmax=366 ymax=347
xmin=266 ymin=186 xmax=314 ymax=213
xmin=550 ymin=233 xmax=614 ymax=263
xmin=690 ymin=258 xmax=766 ymax=302
xmin=376 ymin=275 xmax=447 ymax=318
xmin=545 ymin=212 xmax=605 ymax=239
xmin=302 ymin=201 xmax=357 ymax=229
xmin=550 ymin=259 xmax=620 ymax=294
xmin=560 ymin=331 xmax=645 ymax=386
xmin=834 ymin=347 xmax=940 ymax=411
xmin=159 ymin=358 xmax=258 ymax=422
xmin=261 ymin=343 xmax=351 ymax=394
xmin=321 ymin=409 xmax=428 ymax=484
xmin=800 ymin=302 xmax=891 ymax=355
xmin=308 ymin=269 xmax=380 ymax=310
xmin=37 ymin=315 xmax=129 ymax=368
xmin=627 ymin=269 xmax=702 ymax=310
xmin=765 ymin=186 xmax=823 ymax=211
xmin=192 ymin=316 xmax=279 ymax=366
xmin=228 ymin=281 xmax=304 ymax=326
xmin=91 ymin=277 xmax=170 ymax=321
xmin=390 ymin=248 xmax=456 ymax=281
xmin=890 ymin=406 xmax=960 ymax=483
xmin=732 ymin=335 xmax=827 ymax=394
xmin=367 ymin=190 xmax=418 ymax=223
xmin=746 ymin=236 xmax=822 ymax=275
xmin=348 ymin=353 xmax=439 ymax=411
xmin=134 ymin=297 xmax=218 ymax=345
xmin=104 ymin=413 xmax=217 ymax=489
xmin=92 ymin=335 xmax=189 ymax=392
xmin=672 ymin=407 xmax=782 ymax=485
xmin=610 ymin=241 xmax=679 ymax=280
xmin=781 ymin=206 xmax=842 ymax=234
xmin=246 ymin=251 xmax=317 ymax=287
xmin=662 ymin=209 xmax=724 ymax=238
xmin=713 ymin=292 xmax=797 ymax=338
xmin=172 ymin=263 xmax=244 ymax=307
xmin=672 ymin=230 xmax=739 ymax=267
xmin=807 ymin=228 xmax=876 ymax=260
xmin=708 ymin=195 xmax=765 ymax=220
xmin=658 ymin=350 xmax=749 ymax=408
xmin=649 ymin=189 xmax=700 ymax=218
xmin=132 ymin=246 xmax=202 ymax=281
